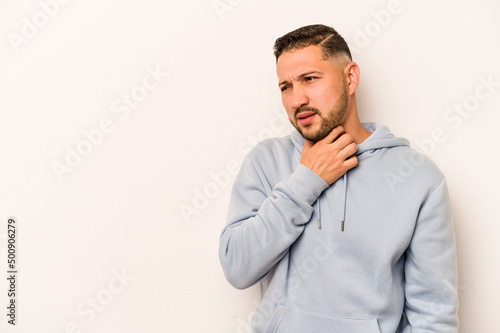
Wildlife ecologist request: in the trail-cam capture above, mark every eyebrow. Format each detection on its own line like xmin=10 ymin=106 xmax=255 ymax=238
xmin=278 ymin=71 xmax=323 ymax=87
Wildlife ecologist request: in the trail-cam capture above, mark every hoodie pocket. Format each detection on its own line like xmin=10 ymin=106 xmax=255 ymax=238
xmin=264 ymin=305 xmax=381 ymax=333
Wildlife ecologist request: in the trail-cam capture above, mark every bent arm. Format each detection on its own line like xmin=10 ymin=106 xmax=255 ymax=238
xmin=219 ymin=152 xmax=328 ymax=289
xmin=403 ymin=178 xmax=459 ymax=332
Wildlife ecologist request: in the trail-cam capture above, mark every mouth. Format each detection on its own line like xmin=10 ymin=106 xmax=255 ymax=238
xmin=296 ymin=111 xmax=316 ymax=126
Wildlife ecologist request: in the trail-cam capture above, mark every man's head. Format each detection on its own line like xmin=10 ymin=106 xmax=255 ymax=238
xmin=274 ymin=24 xmax=352 ymax=63
xmin=274 ymin=25 xmax=359 ymax=142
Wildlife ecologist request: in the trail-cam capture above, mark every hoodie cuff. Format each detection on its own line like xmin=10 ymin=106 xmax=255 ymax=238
xmin=286 ymin=164 xmax=329 ymax=205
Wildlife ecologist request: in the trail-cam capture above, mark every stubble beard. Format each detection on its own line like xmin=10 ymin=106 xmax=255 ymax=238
xmin=292 ymin=84 xmax=349 ymax=142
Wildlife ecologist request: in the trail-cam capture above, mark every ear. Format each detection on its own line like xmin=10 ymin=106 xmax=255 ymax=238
xmin=344 ymin=62 xmax=360 ymax=96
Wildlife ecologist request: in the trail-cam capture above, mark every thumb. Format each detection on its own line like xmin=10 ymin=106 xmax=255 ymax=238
xmin=302 ymin=140 xmax=314 ymax=153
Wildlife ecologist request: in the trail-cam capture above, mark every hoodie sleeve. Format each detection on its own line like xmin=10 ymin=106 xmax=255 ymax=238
xmin=219 ymin=149 xmax=328 ymax=289
xmin=403 ymin=178 xmax=459 ymax=332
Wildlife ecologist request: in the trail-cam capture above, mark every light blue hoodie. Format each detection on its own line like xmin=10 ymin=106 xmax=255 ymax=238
xmin=219 ymin=123 xmax=458 ymax=332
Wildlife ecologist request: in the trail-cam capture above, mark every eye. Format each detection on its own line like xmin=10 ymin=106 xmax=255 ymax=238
xmin=280 ymin=85 xmax=291 ymax=93
xmin=305 ymin=76 xmax=317 ymax=82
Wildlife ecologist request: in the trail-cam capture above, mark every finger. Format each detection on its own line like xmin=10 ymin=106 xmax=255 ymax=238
xmin=344 ymin=155 xmax=358 ymax=170
xmin=330 ymin=133 xmax=354 ymax=151
xmin=321 ymin=126 xmax=345 ymax=144
xmin=338 ymin=142 xmax=358 ymax=159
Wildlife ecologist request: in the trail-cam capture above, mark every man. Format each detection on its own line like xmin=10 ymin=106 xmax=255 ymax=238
xmin=219 ymin=24 xmax=458 ymax=332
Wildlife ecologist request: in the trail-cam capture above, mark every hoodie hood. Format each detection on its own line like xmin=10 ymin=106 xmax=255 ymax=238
xmin=355 ymin=123 xmax=409 ymax=159
xmin=290 ymin=122 xmax=410 ymax=232
xmin=291 ymin=122 xmax=409 ymax=156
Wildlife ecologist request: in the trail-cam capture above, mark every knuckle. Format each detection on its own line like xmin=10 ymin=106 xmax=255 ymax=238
xmin=339 ymin=134 xmax=352 ymax=146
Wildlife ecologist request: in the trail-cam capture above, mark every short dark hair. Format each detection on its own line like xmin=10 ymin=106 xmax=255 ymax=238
xmin=273 ymin=24 xmax=352 ymax=62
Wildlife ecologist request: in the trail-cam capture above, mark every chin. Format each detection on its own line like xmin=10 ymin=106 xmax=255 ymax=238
xmin=302 ymin=131 xmax=322 ymax=142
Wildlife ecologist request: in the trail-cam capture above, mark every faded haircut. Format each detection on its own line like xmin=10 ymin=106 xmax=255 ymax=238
xmin=273 ymin=24 xmax=352 ymax=62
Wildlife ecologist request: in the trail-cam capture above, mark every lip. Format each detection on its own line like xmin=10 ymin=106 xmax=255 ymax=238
xmin=297 ymin=111 xmax=316 ymax=126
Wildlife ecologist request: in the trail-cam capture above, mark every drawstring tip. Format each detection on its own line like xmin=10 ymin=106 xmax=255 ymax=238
xmin=318 ymin=218 xmax=322 ymax=229
xmin=341 ymin=220 xmax=344 ymax=232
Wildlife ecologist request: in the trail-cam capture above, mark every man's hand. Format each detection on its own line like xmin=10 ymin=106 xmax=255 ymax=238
xmin=300 ymin=126 xmax=358 ymax=185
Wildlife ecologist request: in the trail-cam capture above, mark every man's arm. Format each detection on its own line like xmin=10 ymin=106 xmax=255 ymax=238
xmin=219 ymin=155 xmax=327 ymax=289
xmin=219 ymin=127 xmax=357 ymax=289
xmin=403 ymin=178 xmax=459 ymax=331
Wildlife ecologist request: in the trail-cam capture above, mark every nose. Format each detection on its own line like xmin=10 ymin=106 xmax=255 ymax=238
xmin=290 ymin=85 xmax=309 ymax=110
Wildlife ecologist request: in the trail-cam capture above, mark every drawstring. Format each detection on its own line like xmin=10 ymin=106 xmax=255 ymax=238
xmin=341 ymin=173 xmax=347 ymax=232
xmin=316 ymin=173 xmax=348 ymax=232
xmin=317 ymin=199 xmax=321 ymax=229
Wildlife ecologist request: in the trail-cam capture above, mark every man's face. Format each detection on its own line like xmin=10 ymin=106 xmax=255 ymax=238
xmin=277 ymin=45 xmax=349 ymax=142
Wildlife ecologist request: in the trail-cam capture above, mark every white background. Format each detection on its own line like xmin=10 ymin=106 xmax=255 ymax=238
xmin=1 ymin=0 xmax=499 ymax=332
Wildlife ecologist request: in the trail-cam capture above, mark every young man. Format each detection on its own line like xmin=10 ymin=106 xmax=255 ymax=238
xmin=219 ymin=24 xmax=458 ymax=332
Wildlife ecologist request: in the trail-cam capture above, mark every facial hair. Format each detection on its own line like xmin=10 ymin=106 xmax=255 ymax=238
xmin=291 ymin=83 xmax=349 ymax=142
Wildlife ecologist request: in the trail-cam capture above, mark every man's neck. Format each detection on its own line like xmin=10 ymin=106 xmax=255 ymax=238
xmin=341 ymin=105 xmax=371 ymax=144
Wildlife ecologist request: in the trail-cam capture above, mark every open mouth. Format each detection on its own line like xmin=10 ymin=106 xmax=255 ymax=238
xmin=296 ymin=111 xmax=316 ymax=126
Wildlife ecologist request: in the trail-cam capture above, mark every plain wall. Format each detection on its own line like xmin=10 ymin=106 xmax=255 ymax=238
xmin=1 ymin=0 xmax=499 ymax=332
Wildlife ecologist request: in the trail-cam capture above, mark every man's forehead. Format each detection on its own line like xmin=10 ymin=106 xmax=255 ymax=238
xmin=277 ymin=45 xmax=333 ymax=79
xmin=277 ymin=45 xmax=324 ymax=66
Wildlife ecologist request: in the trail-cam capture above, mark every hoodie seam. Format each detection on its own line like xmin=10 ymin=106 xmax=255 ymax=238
xmin=419 ymin=176 xmax=446 ymax=209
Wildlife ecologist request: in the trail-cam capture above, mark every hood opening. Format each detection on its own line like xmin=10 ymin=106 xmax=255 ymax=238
xmin=296 ymin=123 xmax=410 ymax=232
